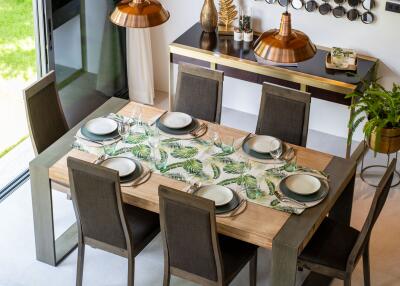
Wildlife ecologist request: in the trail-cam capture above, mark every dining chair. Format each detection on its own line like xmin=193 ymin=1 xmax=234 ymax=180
xmin=173 ymin=63 xmax=224 ymax=123
xmin=297 ymin=158 xmax=397 ymax=286
xmin=67 ymin=157 xmax=160 ymax=286
xmin=158 ymin=185 xmax=258 ymax=286
xmin=256 ymin=82 xmax=311 ymax=147
xmin=23 ymin=70 xmax=69 ymax=155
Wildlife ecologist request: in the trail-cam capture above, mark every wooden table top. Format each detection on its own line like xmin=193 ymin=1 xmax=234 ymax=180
xmin=49 ymin=101 xmax=333 ymax=249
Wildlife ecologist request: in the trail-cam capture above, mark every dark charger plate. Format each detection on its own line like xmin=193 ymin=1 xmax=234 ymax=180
xmin=156 ymin=117 xmax=199 ymax=135
xmin=101 ymin=158 xmax=143 ymax=183
xmin=242 ymin=136 xmax=285 ymax=160
xmin=279 ymin=176 xmax=329 ymax=203
xmin=81 ymin=123 xmax=120 ymax=142
xmin=193 ymin=187 xmax=240 ymax=214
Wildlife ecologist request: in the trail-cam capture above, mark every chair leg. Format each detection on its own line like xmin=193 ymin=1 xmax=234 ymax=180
xmin=128 ymin=255 xmax=135 ymax=286
xmin=363 ymin=246 xmax=371 ymax=286
xmin=76 ymin=242 xmax=85 ymax=286
xmin=249 ymin=252 xmax=257 ymax=286
xmin=344 ymin=275 xmax=351 ymax=286
xmin=163 ymin=264 xmax=171 ymax=286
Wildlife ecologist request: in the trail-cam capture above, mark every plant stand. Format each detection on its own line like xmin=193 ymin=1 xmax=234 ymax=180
xmin=360 ymin=141 xmax=400 ymax=187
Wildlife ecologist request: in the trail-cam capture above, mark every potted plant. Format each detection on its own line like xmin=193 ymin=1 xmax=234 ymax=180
xmin=346 ymin=82 xmax=400 ymax=154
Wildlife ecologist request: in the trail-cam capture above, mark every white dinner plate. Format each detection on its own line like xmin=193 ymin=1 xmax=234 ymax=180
xmin=284 ymin=174 xmax=321 ymax=195
xmin=195 ymin=185 xmax=234 ymax=206
xmin=85 ymin=118 xmax=118 ymax=135
xmin=247 ymin=135 xmax=281 ymax=154
xmin=160 ymin=112 xmax=192 ymax=129
xmin=101 ymin=157 xmax=136 ymax=177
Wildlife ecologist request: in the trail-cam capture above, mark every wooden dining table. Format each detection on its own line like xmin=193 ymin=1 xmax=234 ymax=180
xmin=30 ymin=97 xmax=356 ymax=286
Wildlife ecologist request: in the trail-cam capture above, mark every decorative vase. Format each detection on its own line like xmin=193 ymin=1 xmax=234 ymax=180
xmin=368 ymin=127 xmax=400 ymax=154
xmin=200 ymin=0 xmax=218 ymax=32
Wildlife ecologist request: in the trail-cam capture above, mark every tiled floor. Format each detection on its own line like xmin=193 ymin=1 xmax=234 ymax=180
xmin=0 ymin=96 xmax=399 ymax=286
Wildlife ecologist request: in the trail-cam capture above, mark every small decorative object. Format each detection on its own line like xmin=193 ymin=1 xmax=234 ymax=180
xmin=218 ymin=0 xmax=238 ymax=35
xmin=233 ymin=27 xmax=243 ymax=41
xmin=346 ymin=82 xmax=400 ymax=154
xmin=326 ymin=47 xmax=357 ymax=71
xmin=200 ymin=0 xmax=218 ymax=32
xmin=243 ymin=29 xmax=253 ymax=42
xmin=239 ymin=7 xmax=252 ymax=33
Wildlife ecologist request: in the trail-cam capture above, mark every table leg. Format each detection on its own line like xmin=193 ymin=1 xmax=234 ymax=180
xmin=29 ymin=97 xmax=129 ymax=266
xmin=30 ymin=164 xmax=78 ymax=266
xmin=271 ymin=158 xmax=356 ymax=286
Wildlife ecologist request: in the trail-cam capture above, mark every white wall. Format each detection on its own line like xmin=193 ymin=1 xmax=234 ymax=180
xmin=53 ymin=16 xmax=82 ymax=70
xmin=151 ymin=0 xmax=400 ymax=140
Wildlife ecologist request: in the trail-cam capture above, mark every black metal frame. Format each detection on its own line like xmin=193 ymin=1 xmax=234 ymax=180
xmin=0 ymin=169 xmax=30 ymax=202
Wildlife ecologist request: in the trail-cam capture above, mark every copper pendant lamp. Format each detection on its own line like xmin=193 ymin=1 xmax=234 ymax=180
xmin=110 ymin=0 xmax=170 ymax=28
xmin=253 ymin=10 xmax=316 ymax=63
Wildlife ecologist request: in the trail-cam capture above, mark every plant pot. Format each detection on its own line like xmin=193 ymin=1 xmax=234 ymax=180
xmin=234 ymin=29 xmax=243 ymax=41
xmin=243 ymin=31 xmax=253 ymax=42
xmin=368 ymin=127 xmax=400 ymax=154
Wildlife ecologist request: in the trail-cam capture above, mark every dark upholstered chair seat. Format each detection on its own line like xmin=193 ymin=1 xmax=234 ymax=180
xmin=299 ymin=218 xmax=360 ymax=271
xmin=124 ymin=204 xmax=160 ymax=255
xmin=219 ymin=235 xmax=258 ymax=283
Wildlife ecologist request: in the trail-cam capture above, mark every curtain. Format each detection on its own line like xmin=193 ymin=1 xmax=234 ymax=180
xmin=126 ymin=28 xmax=155 ymax=105
xmin=96 ymin=0 xmax=127 ymax=98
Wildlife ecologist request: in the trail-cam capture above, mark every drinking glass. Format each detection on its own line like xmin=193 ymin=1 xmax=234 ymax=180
xmin=118 ymin=121 xmax=130 ymax=143
xmin=222 ymin=135 xmax=235 ymax=153
xmin=103 ymin=142 xmax=117 ymax=156
xmin=149 ymin=128 xmax=160 ymax=159
xmin=244 ymin=181 xmax=262 ymax=200
xmin=153 ymin=149 xmax=167 ymax=172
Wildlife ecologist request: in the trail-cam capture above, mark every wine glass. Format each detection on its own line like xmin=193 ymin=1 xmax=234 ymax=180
xmin=269 ymin=139 xmax=283 ymax=168
xmin=207 ymin=131 xmax=220 ymax=153
xmin=118 ymin=121 xmax=130 ymax=143
xmin=131 ymin=105 xmax=143 ymax=133
xmin=149 ymin=128 xmax=160 ymax=159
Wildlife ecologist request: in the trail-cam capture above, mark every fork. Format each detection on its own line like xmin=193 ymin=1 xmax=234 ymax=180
xmin=273 ymin=190 xmax=307 ymax=208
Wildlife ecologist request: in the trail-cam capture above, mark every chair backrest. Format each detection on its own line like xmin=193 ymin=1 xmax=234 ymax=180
xmin=256 ymin=82 xmax=311 ymax=147
xmin=347 ymin=159 xmax=396 ymax=270
xmin=67 ymin=157 xmax=131 ymax=251
xmin=158 ymin=185 xmax=223 ymax=283
xmin=173 ymin=63 xmax=224 ymax=123
xmin=23 ymin=71 xmax=69 ymax=155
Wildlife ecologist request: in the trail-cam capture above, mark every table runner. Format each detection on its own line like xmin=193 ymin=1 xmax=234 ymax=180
xmin=73 ymin=114 xmax=328 ymax=215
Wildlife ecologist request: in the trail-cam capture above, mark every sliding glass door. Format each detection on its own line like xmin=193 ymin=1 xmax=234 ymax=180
xmin=35 ymin=0 xmax=128 ymax=127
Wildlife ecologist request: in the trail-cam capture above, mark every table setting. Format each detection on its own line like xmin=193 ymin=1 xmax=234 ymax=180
xmin=72 ymin=109 xmax=329 ymax=215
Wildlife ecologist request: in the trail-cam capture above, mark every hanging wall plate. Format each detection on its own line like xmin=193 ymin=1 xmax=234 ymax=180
xmin=319 ymin=3 xmax=332 ymax=14
xmin=348 ymin=0 xmax=360 ymax=7
xmin=333 ymin=5 xmax=346 ymax=17
xmin=265 ymin=0 xmax=277 ymax=4
xmin=278 ymin=0 xmax=291 ymax=6
xmin=347 ymin=8 xmax=360 ymax=20
xmin=361 ymin=11 xmax=374 ymax=23
xmin=292 ymin=0 xmax=304 ymax=9
xmin=305 ymin=0 xmax=318 ymax=11
xmin=334 ymin=0 xmax=346 ymax=4
xmin=362 ymin=0 xmax=375 ymax=10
